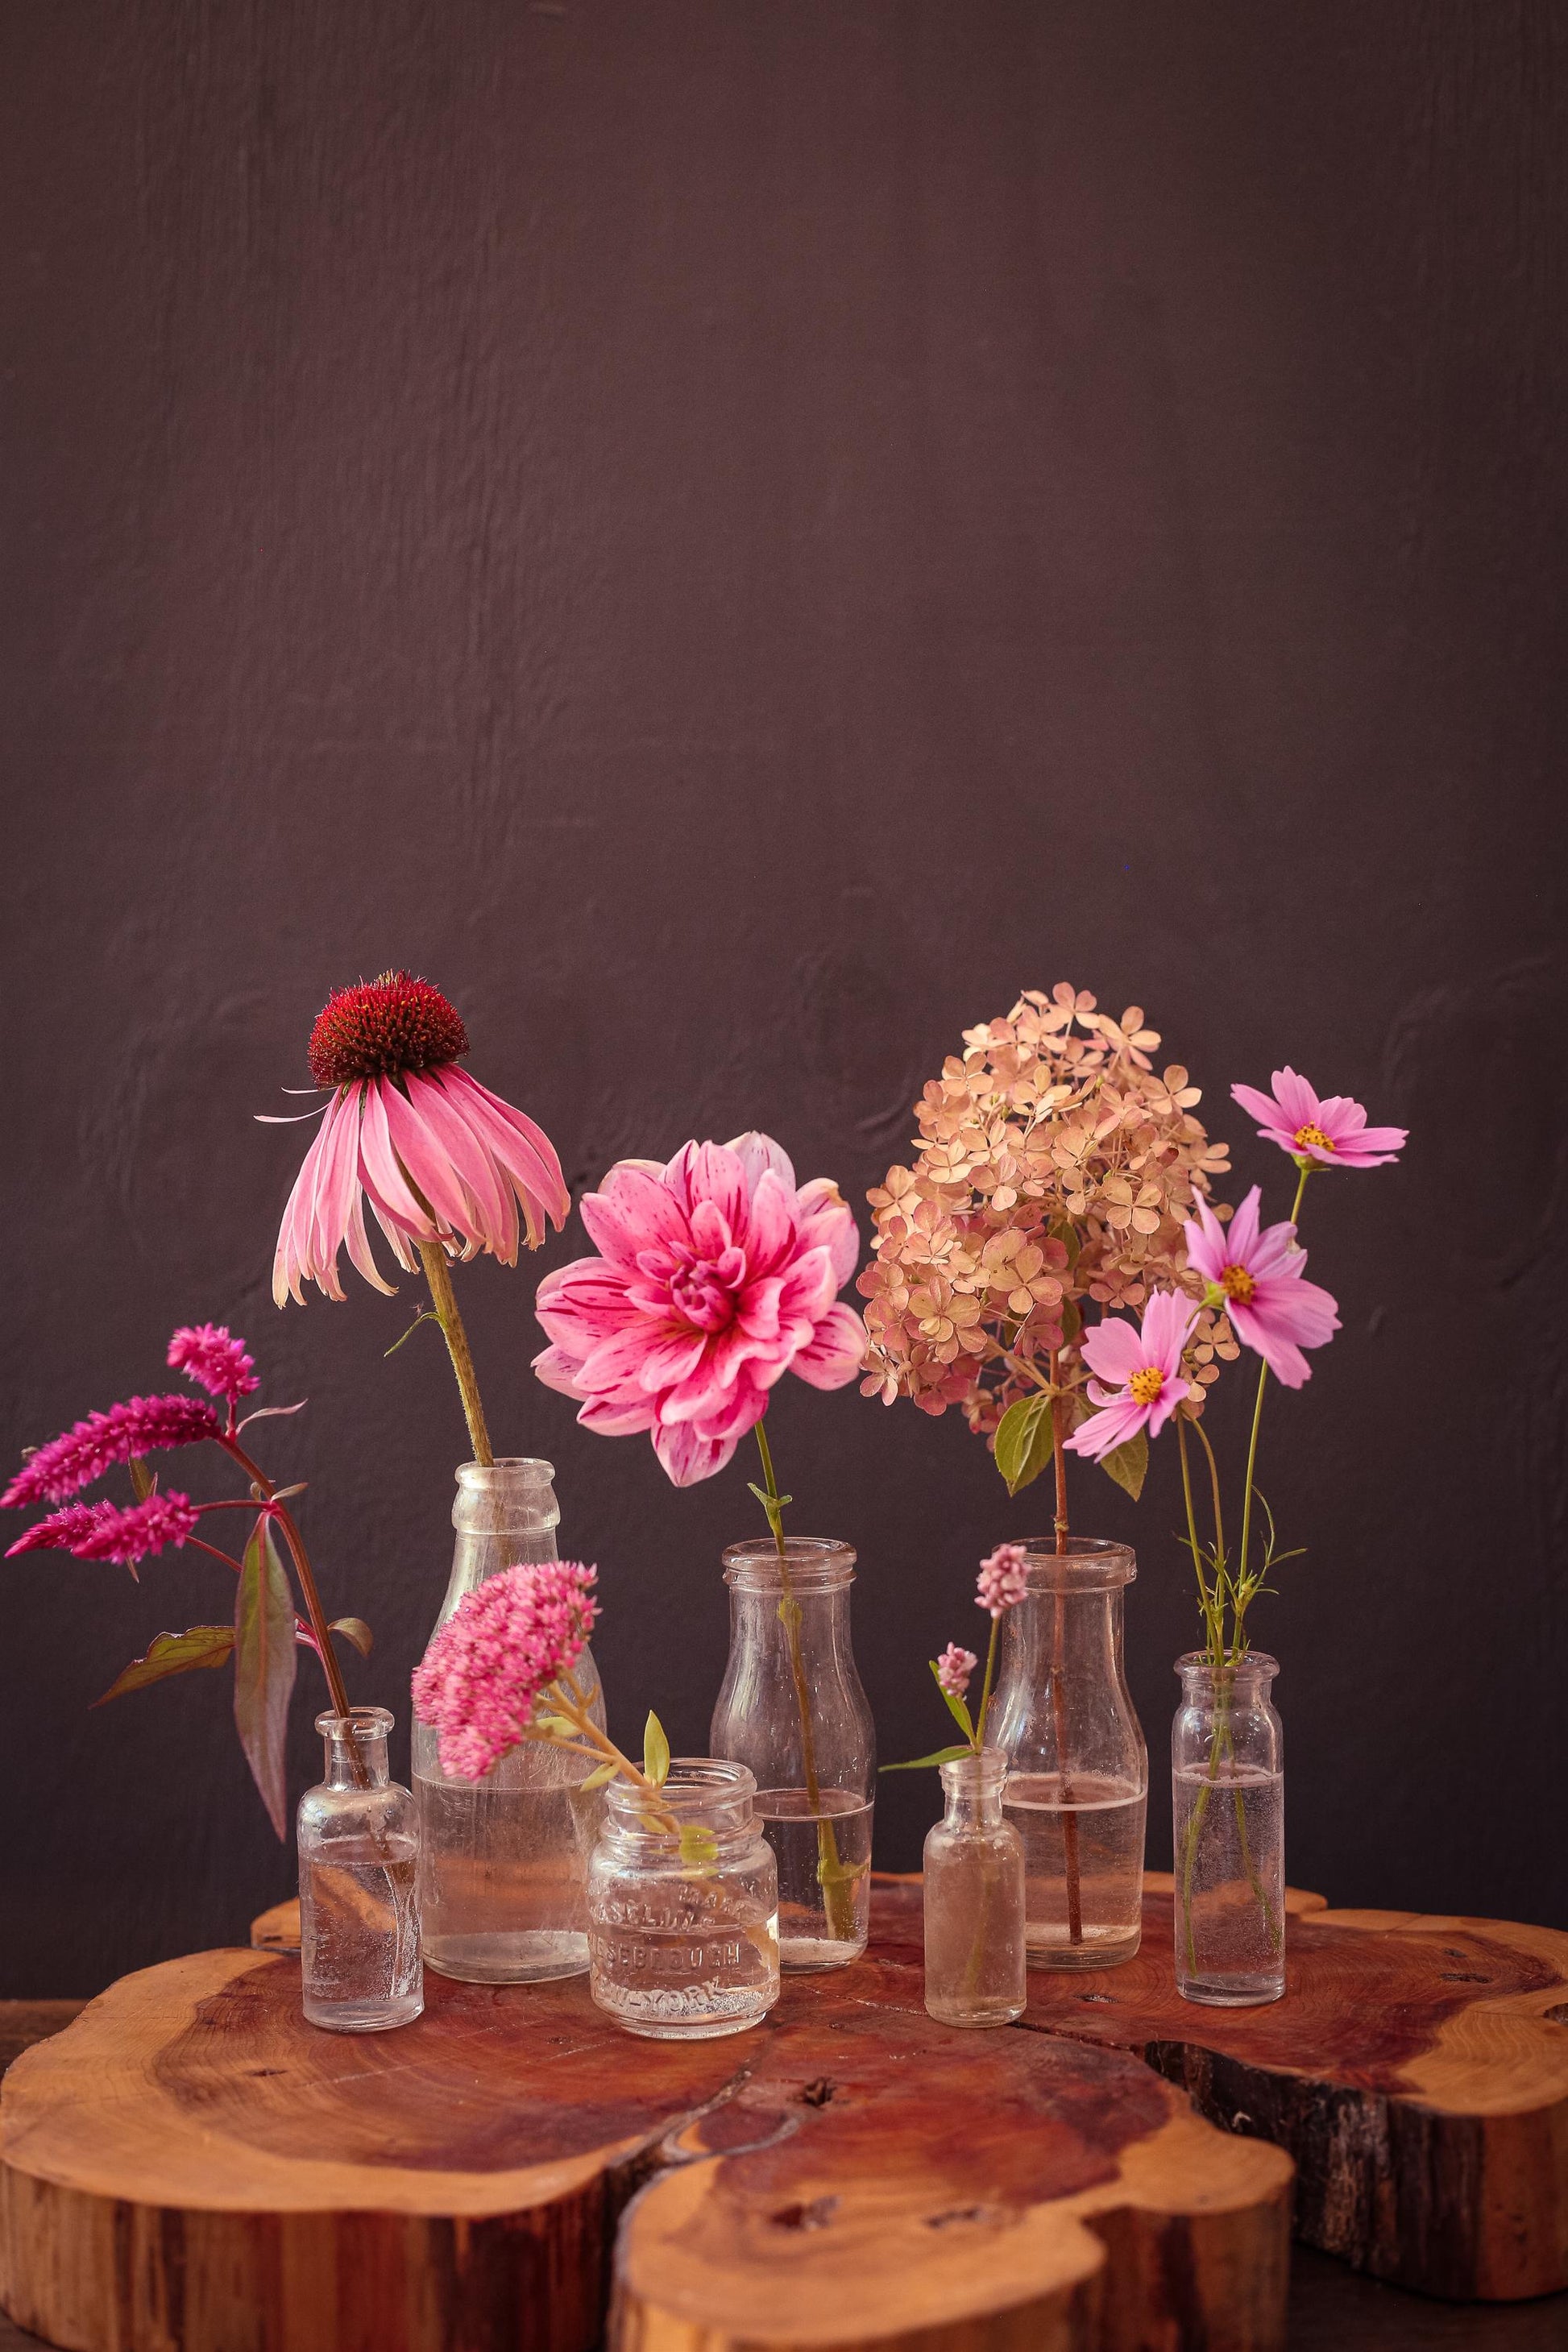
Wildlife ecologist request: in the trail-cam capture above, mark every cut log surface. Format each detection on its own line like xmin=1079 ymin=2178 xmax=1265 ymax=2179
xmin=881 ymin=1877 xmax=1568 ymax=2300
xmin=0 ymin=1908 xmax=1292 ymax=2352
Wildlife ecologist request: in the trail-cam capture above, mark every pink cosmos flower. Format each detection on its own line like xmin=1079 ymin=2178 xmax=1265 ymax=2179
xmin=268 ymin=973 xmax=570 ymax=1305
xmin=2 ymin=1396 xmax=220 ymax=1511
xmin=533 ymin=1133 xmax=865 ymax=1486
xmin=412 ymin=1560 xmax=599 ymax=1781
xmin=7 ymin=1490 xmax=201 ymax=1574
xmin=1182 ymin=1186 xmax=1340 ymax=1389
xmin=1232 ymin=1068 xmax=1407 ymax=1170
xmin=976 ymin=1541 xmax=1030 ymax=1618
xmin=935 ymin=1643 xmax=977 ymax=1700
xmin=168 ymin=1325 xmax=259 ymax=1404
xmin=1064 ymin=1290 xmax=1197 ymax=1462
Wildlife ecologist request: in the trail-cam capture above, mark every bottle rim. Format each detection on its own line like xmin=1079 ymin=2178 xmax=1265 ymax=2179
xmin=722 ymin=1536 xmax=856 ymax=1590
xmin=938 ymin=1747 xmax=1007 ymax=1793
xmin=314 ymin=1706 xmax=395 ymax=1738
xmin=1010 ymin=1537 xmax=1135 ymax=1591
xmin=1175 ymin=1649 xmax=1280 ymax=1682
xmin=454 ymin=1456 xmax=556 ymax=1488
xmin=604 ymin=1756 xmax=758 ymax=1834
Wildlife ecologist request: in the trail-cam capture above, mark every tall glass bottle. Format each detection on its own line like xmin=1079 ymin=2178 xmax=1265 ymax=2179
xmin=987 ymin=1537 xmax=1147 ymax=1969
xmin=923 ymin=1752 xmax=1027 ymax=2027
xmin=413 ymin=1458 xmax=606 ymax=1982
xmin=1173 ymin=1651 xmax=1285 ymax=2006
xmin=298 ymin=1707 xmax=423 ymax=2033
xmin=709 ymin=1537 xmax=874 ymax=1970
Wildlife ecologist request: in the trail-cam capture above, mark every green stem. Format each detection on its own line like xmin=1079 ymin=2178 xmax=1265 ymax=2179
xmin=973 ymin=1611 xmax=1002 ymax=1748
xmin=417 ymin=1240 xmax=494 ymax=1467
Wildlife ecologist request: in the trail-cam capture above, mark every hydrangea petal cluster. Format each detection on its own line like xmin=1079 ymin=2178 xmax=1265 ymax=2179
xmin=412 ymin=1561 xmax=599 ymax=1782
xmin=533 ymin=1133 xmax=865 ymax=1487
xmin=1233 ymin=1068 xmax=1407 ymax=1170
xmin=976 ymin=1541 xmax=1031 ymax=1618
xmin=1182 ymin=1187 xmax=1340 ymax=1389
xmin=935 ymin=1643 xmax=977 ymax=1699
xmin=271 ymin=973 xmax=570 ymax=1305
xmin=168 ymin=1324 xmax=259 ymax=1403
xmin=1064 ymin=1290 xmax=1196 ymax=1462
xmin=2 ymin=1396 xmax=221 ymax=1511
xmin=859 ymin=987 xmax=1230 ymax=1437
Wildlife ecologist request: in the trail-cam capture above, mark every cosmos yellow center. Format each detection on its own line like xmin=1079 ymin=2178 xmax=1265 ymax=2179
xmin=1293 ymin=1122 xmax=1334 ymax=1153
xmin=1220 ymin=1263 xmax=1256 ymax=1305
xmin=1128 ymin=1366 xmax=1164 ymax=1406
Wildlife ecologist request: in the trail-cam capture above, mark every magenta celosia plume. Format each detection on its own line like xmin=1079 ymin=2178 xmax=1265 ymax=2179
xmin=268 ymin=973 xmax=570 ymax=1305
xmin=168 ymin=1324 xmax=259 ymax=1404
xmin=533 ymin=1133 xmax=865 ymax=1485
xmin=412 ymin=1560 xmax=600 ymax=1781
xmin=976 ymin=1541 xmax=1030 ymax=1618
xmin=1232 ymin=1068 xmax=1407 ymax=1170
xmin=1 ymin=1395 xmax=220 ymax=1511
xmin=1182 ymin=1186 xmax=1340 ymax=1389
xmin=7 ymin=1490 xmax=201 ymax=1574
xmin=1064 ymin=1288 xmax=1197 ymax=1462
xmin=935 ymin=1643 xmax=977 ymax=1699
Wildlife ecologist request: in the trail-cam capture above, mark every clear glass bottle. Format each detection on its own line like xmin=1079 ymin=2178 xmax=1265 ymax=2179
xmin=988 ymin=1537 xmax=1147 ymax=1969
xmin=298 ymin=1708 xmax=423 ymax=2033
xmin=413 ymin=1458 xmax=606 ymax=1983
xmin=923 ymin=1752 xmax=1027 ymax=2027
xmin=587 ymin=1760 xmax=780 ymax=2039
xmin=1172 ymin=1651 xmax=1285 ymax=2006
xmin=709 ymin=1537 xmax=875 ymax=1970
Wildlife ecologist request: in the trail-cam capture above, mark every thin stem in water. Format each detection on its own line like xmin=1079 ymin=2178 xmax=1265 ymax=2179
xmin=1047 ymin=1353 xmax=1082 ymax=1946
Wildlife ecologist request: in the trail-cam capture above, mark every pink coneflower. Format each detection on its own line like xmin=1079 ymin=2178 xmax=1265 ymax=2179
xmin=1181 ymin=1187 xmax=1339 ymax=1389
xmin=1232 ymin=1068 xmax=1407 ymax=1170
xmin=1064 ymin=1290 xmax=1197 ymax=1462
xmin=1 ymin=1396 xmax=220 ymax=1511
xmin=976 ymin=1541 xmax=1030 ymax=1618
xmin=934 ymin=1643 xmax=977 ymax=1700
xmin=412 ymin=1561 xmax=599 ymax=1782
xmin=168 ymin=1325 xmax=259 ymax=1404
xmin=268 ymin=972 xmax=570 ymax=1306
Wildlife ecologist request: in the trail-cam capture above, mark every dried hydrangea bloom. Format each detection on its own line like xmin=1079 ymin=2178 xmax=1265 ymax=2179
xmin=858 ymin=985 xmax=1233 ymax=1445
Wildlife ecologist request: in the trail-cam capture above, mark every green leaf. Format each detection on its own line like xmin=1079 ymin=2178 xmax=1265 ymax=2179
xmin=578 ymin=1760 xmax=617 ymax=1790
xmin=643 ymin=1710 xmax=670 ymax=1790
xmin=94 ymin=1624 xmax=234 ymax=1706
xmin=533 ymin=1713 xmax=579 ymax=1740
xmin=678 ymin=1823 xmax=719 ymax=1873
xmin=878 ymin=1744 xmax=973 ymax=1773
xmin=234 ymin=1517 xmax=298 ymax=1841
xmin=993 ymin=1392 xmax=1055 ymax=1496
xmin=927 ymin=1658 xmax=975 ymax=1742
xmin=818 ymin=1850 xmax=870 ymax=1889
xmin=328 ymin=1616 xmax=373 ymax=1657
xmin=1100 ymin=1429 xmax=1149 ymax=1502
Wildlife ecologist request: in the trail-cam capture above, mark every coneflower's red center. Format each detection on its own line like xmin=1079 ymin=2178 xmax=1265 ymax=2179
xmin=308 ymin=972 xmax=470 ymax=1088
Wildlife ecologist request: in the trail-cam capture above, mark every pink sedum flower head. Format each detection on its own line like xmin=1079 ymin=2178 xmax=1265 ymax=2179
xmin=269 ymin=972 xmax=570 ymax=1307
xmin=1064 ymin=1290 xmax=1197 ymax=1462
xmin=412 ymin=1560 xmax=599 ymax=1782
xmin=1 ymin=1395 xmax=220 ymax=1511
xmin=533 ymin=1132 xmax=865 ymax=1486
xmin=976 ymin=1541 xmax=1030 ymax=1619
xmin=935 ymin=1643 xmax=977 ymax=1700
xmin=1182 ymin=1187 xmax=1340 ymax=1390
xmin=1232 ymin=1068 xmax=1407 ymax=1170
xmin=168 ymin=1324 xmax=259 ymax=1404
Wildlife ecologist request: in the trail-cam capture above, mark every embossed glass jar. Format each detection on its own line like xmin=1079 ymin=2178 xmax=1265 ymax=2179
xmin=587 ymin=1760 xmax=780 ymax=2039
xmin=413 ymin=1458 xmax=606 ymax=1984
xmin=298 ymin=1707 xmax=423 ymax=2033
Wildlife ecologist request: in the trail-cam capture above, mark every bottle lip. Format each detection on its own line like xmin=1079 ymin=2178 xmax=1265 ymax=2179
xmin=604 ymin=1757 xmax=758 ymax=1833
xmin=722 ymin=1536 xmax=856 ymax=1590
xmin=454 ymin=1457 xmax=556 ymax=1489
xmin=1010 ymin=1537 xmax=1135 ymax=1591
xmin=939 ymin=1747 xmax=1006 ymax=1792
xmin=1175 ymin=1649 xmax=1280 ymax=1682
xmin=315 ymin=1707 xmax=394 ymax=1738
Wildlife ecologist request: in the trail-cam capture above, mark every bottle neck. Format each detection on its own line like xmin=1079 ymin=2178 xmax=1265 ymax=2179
xmin=318 ymin=1712 xmax=392 ymax=1790
xmin=438 ymin=1458 xmax=561 ymax=1625
xmin=940 ymin=1753 xmax=1006 ymax=1831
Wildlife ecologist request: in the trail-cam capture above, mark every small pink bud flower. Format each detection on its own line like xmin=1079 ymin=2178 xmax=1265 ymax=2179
xmin=935 ymin=1643 xmax=977 ymax=1700
xmin=976 ymin=1541 xmax=1030 ymax=1618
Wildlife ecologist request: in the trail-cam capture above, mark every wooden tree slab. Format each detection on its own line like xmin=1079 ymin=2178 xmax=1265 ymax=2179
xmin=870 ymin=1876 xmax=1568 ymax=2300
xmin=0 ymin=1935 xmax=1291 ymax=2352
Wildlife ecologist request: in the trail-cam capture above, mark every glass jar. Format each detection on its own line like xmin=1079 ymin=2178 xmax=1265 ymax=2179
xmin=709 ymin=1537 xmax=875 ymax=1970
xmin=587 ymin=1760 xmax=780 ymax=2038
xmin=1173 ymin=1652 xmax=1285 ymax=2006
xmin=923 ymin=1752 xmax=1027 ymax=2027
xmin=298 ymin=1708 xmax=423 ymax=2033
xmin=987 ymin=1537 xmax=1147 ymax=1969
xmin=412 ymin=1458 xmax=606 ymax=1983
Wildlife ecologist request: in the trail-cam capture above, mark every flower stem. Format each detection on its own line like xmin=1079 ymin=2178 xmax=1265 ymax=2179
xmin=222 ymin=1437 xmax=351 ymax=1721
xmin=973 ymin=1611 xmax=1002 ymax=1747
xmin=537 ymin=1681 xmax=678 ymax=1831
xmin=1047 ymin=1354 xmax=1082 ymax=1946
xmin=416 ymin=1241 xmax=494 ymax=1468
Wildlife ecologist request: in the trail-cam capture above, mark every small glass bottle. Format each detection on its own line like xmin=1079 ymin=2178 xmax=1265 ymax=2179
xmin=413 ymin=1458 xmax=606 ymax=1983
xmin=587 ymin=1760 xmax=780 ymax=2039
xmin=923 ymin=1752 xmax=1027 ymax=2027
xmin=987 ymin=1538 xmax=1147 ymax=1969
xmin=298 ymin=1707 xmax=423 ymax=2033
xmin=1172 ymin=1652 xmax=1285 ymax=2006
xmin=709 ymin=1538 xmax=875 ymax=1970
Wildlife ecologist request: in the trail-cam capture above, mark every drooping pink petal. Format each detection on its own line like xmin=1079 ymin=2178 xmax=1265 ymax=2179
xmin=357 ymin=1080 xmax=440 ymax=1240
xmin=795 ymin=1177 xmax=861 ymax=1287
xmin=653 ymin=1418 xmax=736 ymax=1485
xmin=438 ymin=1067 xmax=570 ymax=1232
xmin=790 ymin=1301 xmax=866 ymax=1389
xmin=401 ymin=1070 xmax=518 ymax=1262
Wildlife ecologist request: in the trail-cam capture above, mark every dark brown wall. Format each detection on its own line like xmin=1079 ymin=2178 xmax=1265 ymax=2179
xmin=3 ymin=2 xmax=1565 ymax=1993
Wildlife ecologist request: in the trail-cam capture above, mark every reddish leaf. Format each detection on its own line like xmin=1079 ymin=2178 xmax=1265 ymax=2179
xmin=329 ymin=1616 xmax=373 ymax=1657
xmin=94 ymin=1624 xmax=234 ymax=1706
xmin=234 ymin=1517 xmax=297 ymax=1840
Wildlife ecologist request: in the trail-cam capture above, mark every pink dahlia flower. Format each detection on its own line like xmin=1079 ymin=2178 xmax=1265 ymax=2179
xmin=268 ymin=972 xmax=570 ymax=1305
xmin=1182 ymin=1186 xmax=1340 ymax=1389
xmin=976 ymin=1541 xmax=1030 ymax=1618
xmin=2 ymin=1395 xmax=220 ymax=1511
xmin=168 ymin=1324 xmax=259 ymax=1404
xmin=533 ymin=1132 xmax=865 ymax=1486
xmin=412 ymin=1560 xmax=599 ymax=1781
xmin=1232 ymin=1068 xmax=1407 ymax=1170
xmin=935 ymin=1643 xmax=977 ymax=1700
xmin=1064 ymin=1290 xmax=1197 ymax=1462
